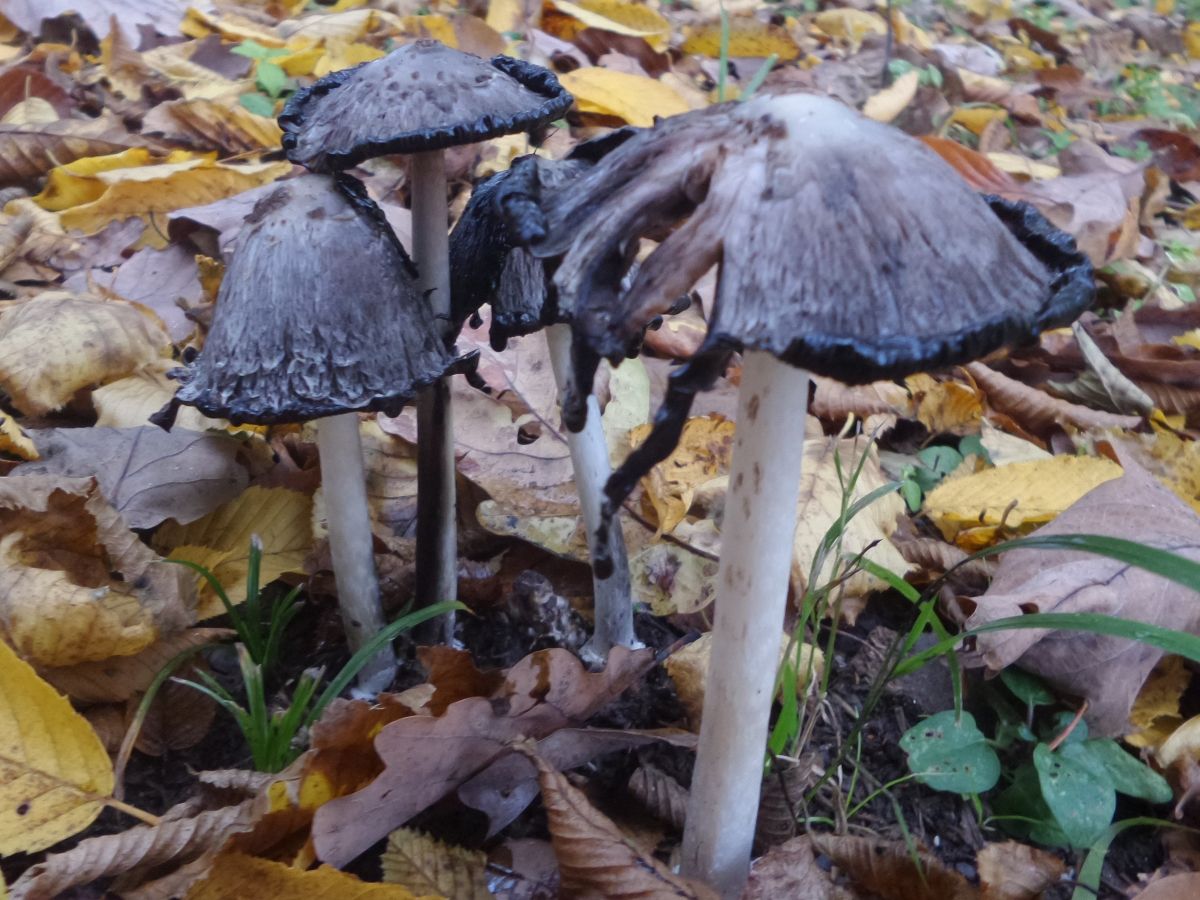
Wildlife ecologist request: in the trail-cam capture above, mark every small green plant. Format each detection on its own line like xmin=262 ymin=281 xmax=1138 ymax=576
xmin=231 ymin=40 xmax=297 ymax=117
xmin=900 ymin=671 xmax=1172 ymax=848
xmin=887 ymin=59 xmax=944 ymax=89
xmin=1038 ymin=128 xmax=1076 ymax=156
xmin=171 ymin=536 xmax=301 ymax=675
xmin=1112 ymin=140 xmax=1152 ymax=162
xmin=898 ymin=435 xmax=989 ymax=513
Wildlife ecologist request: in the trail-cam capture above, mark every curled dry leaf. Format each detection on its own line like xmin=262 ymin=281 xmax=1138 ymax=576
xmin=627 ymin=764 xmax=689 ymax=830
xmin=810 ymin=833 xmax=974 ymax=900
xmin=0 ymin=118 xmax=146 ymax=185
xmin=811 ymin=375 xmax=910 ymax=422
xmin=975 ymin=840 xmax=1065 ymax=900
xmin=0 ymin=640 xmax=114 ymax=858
xmin=0 ymin=292 xmax=170 ymax=416
xmin=313 ymin=647 xmax=655 ymax=867
xmin=966 ymin=362 xmax=1142 ymax=437
xmin=521 ymin=746 xmax=718 ymax=899
xmin=15 ymin=426 xmax=247 ymax=529
xmin=381 ymin=829 xmax=489 ymax=900
xmin=0 ymin=475 xmax=194 ymax=667
xmin=958 ymin=463 xmax=1200 ymax=736
xmin=742 ymin=835 xmax=839 ymax=900
xmin=631 ymin=414 xmax=735 ymax=537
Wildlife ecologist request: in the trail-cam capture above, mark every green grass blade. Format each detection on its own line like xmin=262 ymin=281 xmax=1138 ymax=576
xmin=741 ymin=53 xmax=777 ymax=100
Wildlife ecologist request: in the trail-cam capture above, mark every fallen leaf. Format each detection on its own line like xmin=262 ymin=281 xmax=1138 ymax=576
xmin=0 ymin=414 xmax=37 ymax=461
xmin=631 ymin=414 xmax=734 ymax=536
xmin=682 ymin=18 xmax=800 ymax=60
xmin=545 ymin=0 xmax=671 ymax=52
xmin=92 ymin=361 xmax=226 ymax=431
xmin=958 ymin=463 xmax=1200 ymax=735
xmin=627 ymin=764 xmax=688 ymax=830
xmin=154 ymin=486 xmax=313 ymax=621
xmin=1126 ymin=656 xmax=1189 ymax=751
xmin=924 ymin=455 xmax=1124 ymax=549
xmin=0 ymin=640 xmax=114 ymax=856
xmin=1131 ymin=874 xmax=1200 ymax=900
xmin=0 ymin=475 xmax=194 ymax=667
xmin=814 ymin=9 xmax=887 ymax=47
xmin=521 ymin=746 xmax=718 ymax=899
xmin=976 ymin=840 xmax=1065 ymax=900
xmin=559 ymin=67 xmax=692 ymax=126
xmin=630 ymin=541 xmax=720 ymax=616
xmin=381 ymin=829 xmax=489 ymax=900
xmin=907 ymin=373 xmax=984 ymax=436
xmin=743 ymin=835 xmax=836 ymax=900
xmin=0 ymin=292 xmax=170 ymax=416
xmin=811 ymin=833 xmax=973 ymax=899
xmin=15 ymin=427 xmax=247 ymax=529
xmin=863 ymin=69 xmax=920 ymax=123
xmin=188 ymin=852 xmax=435 ymax=900
xmin=0 ymin=117 xmax=146 ymax=185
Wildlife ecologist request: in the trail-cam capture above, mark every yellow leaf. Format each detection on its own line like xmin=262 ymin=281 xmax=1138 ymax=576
xmin=1127 ymin=656 xmax=1189 ymax=750
xmin=0 ymin=412 xmax=37 ymax=460
xmin=0 ymin=639 xmax=114 ymax=855
xmin=946 ymin=105 xmax=1008 ymax=137
xmin=33 ymin=147 xmax=155 ymax=211
xmin=923 ymin=456 xmax=1124 ymax=548
xmin=681 ymin=18 xmax=800 ymax=60
xmin=907 ymin=373 xmax=984 ymax=436
xmin=92 ymin=360 xmax=226 ymax=432
xmin=1155 ymin=714 xmax=1200 ymax=771
xmin=630 ymin=415 xmax=735 ymax=536
xmin=181 ymin=8 xmax=286 ymax=46
xmin=863 ymin=69 xmax=920 ymax=123
xmin=546 ymin=0 xmax=671 ymax=52
xmin=631 ymin=542 xmax=719 ymax=616
xmin=1187 ymin=22 xmax=1200 ymax=60
xmin=813 ymin=9 xmax=886 ymax=46
xmin=165 ymin=100 xmax=284 ymax=153
xmin=486 ymin=0 xmax=525 ymax=34
xmin=398 ymin=14 xmax=458 ymax=48
xmin=58 ymin=158 xmax=292 ymax=243
xmin=313 ymin=40 xmax=388 ymax=77
xmin=187 ymin=852 xmax=438 ymax=899
xmin=277 ymin=45 xmax=325 ymax=76
xmin=382 ymin=829 xmax=489 ymax=899
xmin=559 ymin=67 xmax=692 ymax=126
xmin=985 ymin=151 xmax=1059 ymax=179
xmin=1174 ymin=328 xmax=1200 ymax=351
xmin=155 ymin=487 xmax=314 ymax=621
xmin=0 ymin=292 xmax=170 ymax=416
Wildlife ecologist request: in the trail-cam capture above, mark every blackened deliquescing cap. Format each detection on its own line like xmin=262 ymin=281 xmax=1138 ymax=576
xmin=279 ymin=39 xmax=574 ymax=172
xmin=160 ymin=174 xmax=468 ymax=426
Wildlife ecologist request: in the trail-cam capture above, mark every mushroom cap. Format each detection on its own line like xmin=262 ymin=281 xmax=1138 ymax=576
xmin=168 ymin=174 xmax=466 ymax=425
xmin=280 ymin=40 xmax=573 ymax=172
xmin=524 ymin=93 xmax=1092 ymax=388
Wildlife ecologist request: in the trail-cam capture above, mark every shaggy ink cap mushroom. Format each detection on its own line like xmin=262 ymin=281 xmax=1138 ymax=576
xmin=160 ymin=173 xmax=466 ymax=425
xmin=279 ymin=39 xmax=573 ymax=173
xmin=519 ymin=92 xmax=1093 ymax=547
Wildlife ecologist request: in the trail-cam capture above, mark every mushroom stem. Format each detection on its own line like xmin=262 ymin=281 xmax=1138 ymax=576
xmin=411 ymin=149 xmax=458 ymax=637
xmin=545 ymin=324 xmax=637 ymax=660
xmin=316 ymin=412 xmax=396 ymax=692
xmin=680 ymin=352 xmax=810 ymax=898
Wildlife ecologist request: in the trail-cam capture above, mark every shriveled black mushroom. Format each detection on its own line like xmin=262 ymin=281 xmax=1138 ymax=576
xmin=280 ymin=40 xmax=572 ymax=630
xmin=156 ymin=173 xmax=469 ymax=692
xmin=512 ymin=93 xmax=1092 ymax=896
xmin=448 ymin=141 xmax=639 ymax=661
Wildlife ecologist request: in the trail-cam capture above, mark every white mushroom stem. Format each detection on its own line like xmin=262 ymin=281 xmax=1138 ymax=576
xmin=411 ymin=149 xmax=458 ymax=634
xmin=545 ymin=324 xmax=637 ymax=660
xmin=680 ymin=352 xmax=810 ymax=898
xmin=317 ymin=413 xmax=396 ymax=693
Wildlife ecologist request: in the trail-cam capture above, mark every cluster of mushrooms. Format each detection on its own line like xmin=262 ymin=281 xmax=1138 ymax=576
xmin=155 ymin=38 xmax=1093 ymax=898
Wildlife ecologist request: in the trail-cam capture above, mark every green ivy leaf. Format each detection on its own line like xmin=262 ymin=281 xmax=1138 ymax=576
xmin=239 ymin=92 xmax=277 ymax=117
xmin=1033 ymin=743 xmax=1116 ymax=847
xmin=256 ymin=60 xmax=290 ymax=98
xmin=900 ymin=710 xmax=1000 ymax=794
xmin=1000 ymin=668 xmax=1055 ymax=708
xmin=1068 ymin=740 xmax=1173 ymax=804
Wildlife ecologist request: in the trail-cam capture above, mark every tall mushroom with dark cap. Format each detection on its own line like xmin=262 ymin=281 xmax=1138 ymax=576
xmin=154 ymin=173 xmax=466 ymax=692
xmin=279 ymin=40 xmax=572 ymax=631
xmin=512 ymin=93 xmax=1093 ymax=896
xmin=448 ymin=135 xmax=639 ymax=660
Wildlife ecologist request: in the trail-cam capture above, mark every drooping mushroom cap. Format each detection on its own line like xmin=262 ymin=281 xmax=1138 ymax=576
xmin=162 ymin=174 xmax=466 ymax=426
xmin=280 ymin=40 xmax=573 ymax=172
xmin=510 ymin=93 xmax=1094 ymax=575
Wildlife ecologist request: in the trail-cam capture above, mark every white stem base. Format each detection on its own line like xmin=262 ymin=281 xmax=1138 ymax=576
xmin=411 ymin=150 xmax=458 ymax=630
xmin=680 ymin=353 xmax=810 ymax=897
xmin=545 ymin=324 xmax=637 ymax=659
xmin=317 ymin=413 xmax=395 ymax=693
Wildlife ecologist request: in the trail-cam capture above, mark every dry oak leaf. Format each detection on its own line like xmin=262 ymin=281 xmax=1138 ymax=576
xmin=15 ymin=426 xmax=247 ymax=530
xmin=0 ymin=292 xmax=170 ymax=416
xmin=313 ymin=646 xmax=655 ymax=867
xmin=958 ymin=463 xmax=1200 ymax=736
xmin=154 ymin=486 xmax=313 ymax=621
xmin=0 ymin=475 xmax=194 ymax=667
xmin=923 ymin=455 xmax=1123 ymax=550
xmin=381 ymin=829 xmax=489 ymax=900
xmin=187 ymin=852 xmax=439 ymax=900
xmin=521 ymin=746 xmax=718 ymax=899
xmin=965 ymin=362 xmax=1142 ymax=438
xmin=0 ymin=640 xmax=114 ymax=857
xmin=976 ymin=840 xmax=1065 ymax=900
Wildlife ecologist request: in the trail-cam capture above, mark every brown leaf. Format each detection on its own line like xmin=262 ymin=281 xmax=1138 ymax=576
xmin=812 ymin=833 xmax=975 ymax=900
xmin=9 ymin=798 xmax=262 ymax=900
xmin=966 ymin=362 xmax=1142 ymax=437
xmin=627 ymin=764 xmax=689 ymax=830
xmin=742 ymin=836 xmax=841 ymax=900
xmin=1131 ymin=873 xmax=1200 ymax=900
xmin=811 ymin=375 xmax=910 ymax=422
xmin=0 ymin=118 xmax=145 ymax=186
xmin=958 ymin=462 xmax=1200 ymax=736
xmin=15 ymin=426 xmax=247 ymax=529
xmin=381 ymin=829 xmax=490 ymax=900
xmin=522 ymin=746 xmax=718 ymax=899
xmin=418 ymin=646 xmax=505 ymax=715
xmin=976 ymin=841 xmax=1065 ymax=900
xmin=313 ymin=647 xmax=655 ymax=867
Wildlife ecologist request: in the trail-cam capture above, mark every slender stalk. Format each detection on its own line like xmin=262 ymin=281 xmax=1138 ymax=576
xmin=411 ymin=149 xmax=458 ymax=640
xmin=680 ymin=352 xmax=810 ymax=898
xmin=545 ymin=324 xmax=637 ymax=660
xmin=317 ymin=412 xmax=395 ymax=692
